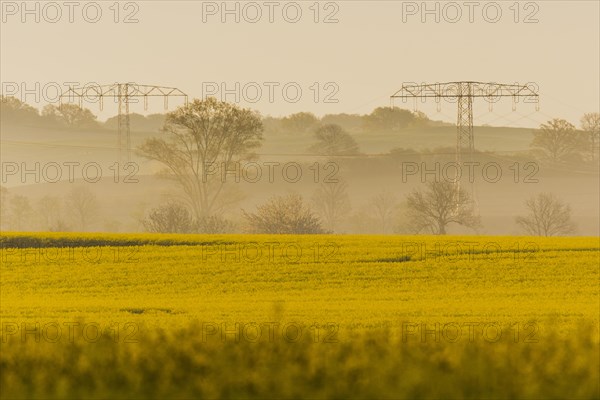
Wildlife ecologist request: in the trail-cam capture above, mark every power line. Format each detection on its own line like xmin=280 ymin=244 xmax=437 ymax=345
xmin=1 ymin=139 xmax=535 ymax=157
xmin=59 ymin=83 xmax=188 ymax=163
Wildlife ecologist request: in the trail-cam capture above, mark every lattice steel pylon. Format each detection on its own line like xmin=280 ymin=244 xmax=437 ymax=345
xmin=391 ymin=81 xmax=539 ymax=165
xmin=59 ymin=83 xmax=188 ymax=163
xmin=456 ymin=82 xmax=474 ymax=165
xmin=390 ymin=81 xmax=539 ymax=205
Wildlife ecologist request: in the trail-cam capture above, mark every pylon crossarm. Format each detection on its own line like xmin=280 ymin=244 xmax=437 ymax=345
xmin=56 ymin=83 xmax=188 ymax=164
xmin=390 ymin=81 xmax=538 ymax=100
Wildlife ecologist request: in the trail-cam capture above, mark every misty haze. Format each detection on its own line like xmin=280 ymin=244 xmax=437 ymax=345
xmin=1 ymin=1 xmax=598 ymax=399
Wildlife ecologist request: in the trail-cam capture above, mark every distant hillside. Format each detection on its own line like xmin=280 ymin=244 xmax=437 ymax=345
xmin=262 ymin=125 xmax=534 ymax=155
xmin=1 ymin=122 xmax=535 ymax=168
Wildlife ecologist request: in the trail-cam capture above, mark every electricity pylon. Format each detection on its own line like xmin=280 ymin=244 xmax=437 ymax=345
xmin=60 ymin=83 xmax=188 ymax=163
xmin=390 ymin=81 xmax=539 ymax=205
xmin=391 ymin=81 xmax=539 ymax=164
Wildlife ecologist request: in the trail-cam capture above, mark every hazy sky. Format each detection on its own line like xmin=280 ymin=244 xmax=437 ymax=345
xmin=1 ymin=0 xmax=599 ymax=127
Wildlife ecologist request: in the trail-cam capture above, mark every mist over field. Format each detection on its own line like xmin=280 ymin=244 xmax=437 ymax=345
xmin=2 ymin=105 xmax=599 ymax=236
xmin=1 ymin=1 xmax=599 ymax=399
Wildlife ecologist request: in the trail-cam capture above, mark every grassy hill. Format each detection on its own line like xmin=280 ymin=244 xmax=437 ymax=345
xmin=1 ymin=122 xmax=535 ymax=167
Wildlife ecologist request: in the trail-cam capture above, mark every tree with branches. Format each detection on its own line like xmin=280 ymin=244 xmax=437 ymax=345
xmin=363 ymin=106 xmax=416 ymax=132
xmin=404 ymin=181 xmax=480 ymax=235
xmin=281 ymin=112 xmax=319 ymax=134
xmin=0 ymin=186 xmax=9 ymax=230
xmin=312 ymin=178 xmax=351 ymax=232
xmin=369 ymin=191 xmax=399 ymax=234
xmin=580 ymin=112 xmax=600 ymax=161
xmin=37 ymin=195 xmax=66 ymax=231
xmin=64 ymin=186 xmax=98 ymax=231
xmin=9 ymin=195 xmax=33 ymax=231
xmin=243 ymin=194 xmax=324 ymax=234
xmin=0 ymin=96 xmax=40 ymax=125
xmin=139 ymin=97 xmax=263 ymax=219
xmin=531 ymin=119 xmax=587 ymax=163
xmin=143 ymin=202 xmax=195 ymax=233
xmin=42 ymin=104 xmax=98 ymax=128
xmin=309 ymin=124 xmax=360 ymax=156
xmin=515 ymin=193 xmax=576 ymax=236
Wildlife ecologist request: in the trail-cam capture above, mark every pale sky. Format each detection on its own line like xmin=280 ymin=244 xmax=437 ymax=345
xmin=1 ymin=0 xmax=599 ymax=127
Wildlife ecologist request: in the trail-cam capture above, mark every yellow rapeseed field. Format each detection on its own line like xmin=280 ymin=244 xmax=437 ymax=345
xmin=1 ymin=232 xmax=598 ymax=399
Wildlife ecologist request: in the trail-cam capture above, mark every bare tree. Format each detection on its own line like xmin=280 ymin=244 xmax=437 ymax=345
xmin=0 ymin=186 xmax=9 ymax=230
xmin=64 ymin=187 xmax=98 ymax=231
xmin=347 ymin=209 xmax=379 ymax=234
xmin=580 ymin=112 xmax=600 ymax=161
xmin=515 ymin=193 xmax=576 ymax=236
xmin=36 ymin=195 xmax=66 ymax=231
xmin=243 ymin=194 xmax=324 ymax=234
xmin=309 ymin=124 xmax=360 ymax=156
xmin=103 ymin=220 xmax=122 ymax=233
xmin=138 ymin=97 xmax=263 ymax=219
xmin=196 ymin=215 xmax=235 ymax=234
xmin=131 ymin=201 xmax=150 ymax=231
xmin=405 ymin=181 xmax=480 ymax=235
xmin=143 ymin=202 xmax=195 ymax=233
xmin=312 ymin=178 xmax=351 ymax=233
xmin=369 ymin=191 xmax=399 ymax=234
xmin=9 ymin=195 xmax=33 ymax=231
xmin=531 ymin=119 xmax=588 ymax=163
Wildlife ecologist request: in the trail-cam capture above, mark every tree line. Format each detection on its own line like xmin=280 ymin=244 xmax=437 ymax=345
xmin=0 ymin=95 xmax=434 ymax=134
xmin=2 ymin=96 xmax=598 ymax=236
